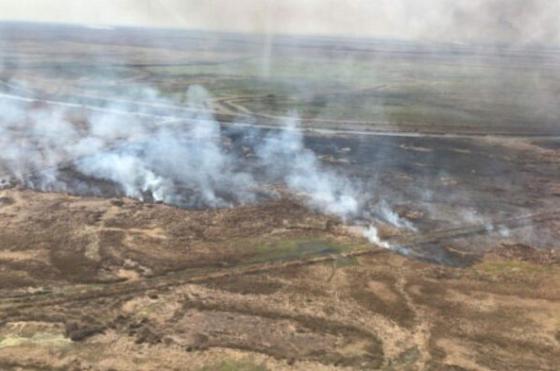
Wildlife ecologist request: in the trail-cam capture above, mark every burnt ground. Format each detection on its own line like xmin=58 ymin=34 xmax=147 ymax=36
xmin=28 ymin=125 xmax=560 ymax=264
xmin=304 ymin=133 xmax=560 ymax=264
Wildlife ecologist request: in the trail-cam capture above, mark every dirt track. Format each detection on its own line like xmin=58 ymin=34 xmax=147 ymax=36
xmin=0 ymin=188 xmax=559 ymax=370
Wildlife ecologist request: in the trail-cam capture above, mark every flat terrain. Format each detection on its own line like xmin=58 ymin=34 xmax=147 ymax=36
xmin=2 ymin=22 xmax=560 ymax=136
xmin=1 ymin=23 xmax=560 ymax=370
xmin=0 ymin=189 xmax=559 ymax=370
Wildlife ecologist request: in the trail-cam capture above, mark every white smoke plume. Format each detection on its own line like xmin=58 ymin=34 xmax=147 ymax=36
xmin=0 ymin=85 xmax=364 ymax=219
xmin=374 ymin=200 xmax=417 ymax=231
xmin=75 ymin=153 xmax=172 ymax=203
xmin=362 ymin=226 xmax=391 ymax=249
xmin=255 ymin=115 xmax=361 ymax=220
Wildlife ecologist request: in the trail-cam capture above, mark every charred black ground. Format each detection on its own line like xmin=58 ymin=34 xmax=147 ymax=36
xmin=12 ymin=124 xmax=560 ymax=266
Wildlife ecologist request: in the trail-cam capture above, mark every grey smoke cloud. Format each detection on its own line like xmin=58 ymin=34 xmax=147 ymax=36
xmin=0 ymin=0 xmax=559 ymax=45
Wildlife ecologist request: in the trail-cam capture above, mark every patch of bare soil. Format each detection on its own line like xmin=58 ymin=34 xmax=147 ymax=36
xmin=0 ymin=189 xmax=559 ymax=370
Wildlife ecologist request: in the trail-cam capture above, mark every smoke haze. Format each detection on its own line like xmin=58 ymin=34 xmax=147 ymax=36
xmin=0 ymin=0 xmax=559 ymax=45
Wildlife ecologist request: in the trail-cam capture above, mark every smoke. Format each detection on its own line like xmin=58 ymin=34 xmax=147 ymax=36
xmin=374 ymin=200 xmax=416 ymax=231
xmin=0 ymin=99 xmax=95 ymax=188
xmin=75 ymin=153 xmax=172 ymax=202
xmin=255 ymin=115 xmax=360 ymax=220
xmin=0 ymin=85 xmax=366 ymax=220
xmin=1 ymin=0 xmax=559 ymax=46
xmin=362 ymin=226 xmax=391 ymax=249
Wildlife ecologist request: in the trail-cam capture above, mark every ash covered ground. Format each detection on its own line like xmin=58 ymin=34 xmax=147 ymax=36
xmin=0 ymin=23 xmax=560 ymax=370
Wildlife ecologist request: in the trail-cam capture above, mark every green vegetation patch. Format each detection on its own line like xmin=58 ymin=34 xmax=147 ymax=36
xmin=474 ymin=259 xmax=558 ymax=281
xmin=230 ymin=236 xmax=357 ymax=265
xmin=199 ymin=359 xmax=268 ymax=371
xmin=250 ymin=238 xmax=346 ymax=264
xmin=0 ymin=333 xmax=71 ymax=349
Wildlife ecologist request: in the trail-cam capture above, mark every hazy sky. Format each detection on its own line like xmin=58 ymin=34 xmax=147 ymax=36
xmin=0 ymin=0 xmax=559 ymax=45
